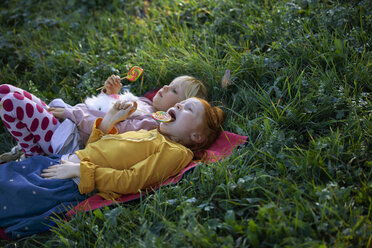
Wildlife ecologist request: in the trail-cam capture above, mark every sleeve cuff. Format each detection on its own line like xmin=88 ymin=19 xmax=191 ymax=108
xmin=78 ymin=160 xmax=97 ymax=194
xmin=94 ymin=118 xmax=119 ymax=134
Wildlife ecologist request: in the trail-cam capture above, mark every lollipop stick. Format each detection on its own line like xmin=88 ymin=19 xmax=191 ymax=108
xmin=139 ymin=75 xmax=144 ymax=95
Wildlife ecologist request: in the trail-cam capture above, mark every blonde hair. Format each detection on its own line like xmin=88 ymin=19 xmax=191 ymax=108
xmin=188 ymin=97 xmax=225 ymax=160
xmin=176 ymin=75 xmax=207 ymax=99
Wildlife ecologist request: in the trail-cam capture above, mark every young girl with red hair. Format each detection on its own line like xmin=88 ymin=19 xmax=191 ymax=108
xmin=0 ymin=97 xmax=224 ymax=239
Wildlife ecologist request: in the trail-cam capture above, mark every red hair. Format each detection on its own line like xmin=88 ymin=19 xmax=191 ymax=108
xmin=189 ymin=98 xmax=225 ymax=160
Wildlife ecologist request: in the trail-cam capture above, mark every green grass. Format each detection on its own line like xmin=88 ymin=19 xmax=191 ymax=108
xmin=0 ymin=0 xmax=371 ymax=247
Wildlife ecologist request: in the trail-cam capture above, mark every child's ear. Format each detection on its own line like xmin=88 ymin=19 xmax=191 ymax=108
xmin=190 ymin=132 xmax=205 ymax=144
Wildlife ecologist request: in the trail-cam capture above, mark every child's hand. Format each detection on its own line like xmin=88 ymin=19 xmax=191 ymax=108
xmin=103 ymin=75 xmax=122 ymax=95
xmin=48 ymin=107 xmax=65 ymax=120
xmin=108 ymin=100 xmax=138 ymax=124
xmin=41 ymin=159 xmax=80 ymax=179
xmin=99 ymin=101 xmax=137 ymax=133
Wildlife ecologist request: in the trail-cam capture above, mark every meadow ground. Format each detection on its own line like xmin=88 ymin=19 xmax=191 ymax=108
xmin=0 ymin=0 xmax=371 ymax=247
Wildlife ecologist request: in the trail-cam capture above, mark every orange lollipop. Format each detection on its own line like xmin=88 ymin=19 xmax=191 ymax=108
xmin=123 ymin=66 xmax=143 ymax=82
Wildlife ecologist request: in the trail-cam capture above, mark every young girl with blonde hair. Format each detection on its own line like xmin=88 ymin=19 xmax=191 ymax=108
xmin=0 ymin=74 xmax=207 ymax=160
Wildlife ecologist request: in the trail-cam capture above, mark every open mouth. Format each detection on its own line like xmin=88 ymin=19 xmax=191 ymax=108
xmin=168 ymin=110 xmax=176 ymax=122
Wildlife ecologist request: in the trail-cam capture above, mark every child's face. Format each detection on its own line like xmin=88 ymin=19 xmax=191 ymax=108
xmin=152 ymin=77 xmax=190 ymax=111
xmin=159 ymin=98 xmax=205 ymax=146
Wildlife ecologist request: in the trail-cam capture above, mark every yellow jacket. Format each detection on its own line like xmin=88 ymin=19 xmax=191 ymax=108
xmin=76 ymin=118 xmax=193 ymax=200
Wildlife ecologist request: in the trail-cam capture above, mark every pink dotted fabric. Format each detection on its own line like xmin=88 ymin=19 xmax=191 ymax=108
xmin=0 ymin=84 xmax=60 ymax=156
